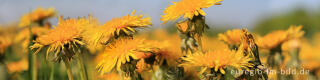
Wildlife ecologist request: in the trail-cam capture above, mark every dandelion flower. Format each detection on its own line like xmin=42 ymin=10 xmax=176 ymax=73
xmin=7 ymin=58 xmax=28 ymax=74
xmin=257 ymin=30 xmax=287 ymax=49
xmin=87 ymin=10 xmax=151 ymax=47
xmin=104 ymin=10 xmax=152 ymax=37
xmin=161 ymin=0 xmax=223 ymax=23
xmin=281 ymin=25 xmax=304 ymax=51
xmin=19 ymin=7 xmax=56 ymax=27
xmin=0 ymin=36 xmax=11 ymax=54
xmin=298 ymin=39 xmax=320 ymax=71
xmin=257 ymin=25 xmax=304 ymax=49
xmin=218 ymin=29 xmax=242 ymax=46
xmin=181 ymin=49 xmax=253 ymax=74
xmin=0 ymin=27 xmax=14 ymax=55
xmin=31 ymin=17 xmax=90 ymax=60
xmin=96 ymin=38 xmax=159 ymax=73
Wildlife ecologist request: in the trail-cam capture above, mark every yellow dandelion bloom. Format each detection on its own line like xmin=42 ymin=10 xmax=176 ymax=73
xmin=31 ymin=17 xmax=90 ymax=59
xmin=300 ymin=39 xmax=320 ymax=71
xmin=0 ymin=27 xmax=15 ymax=55
xmin=181 ymin=49 xmax=253 ymax=74
xmin=0 ymin=35 xmax=11 ymax=54
xmin=104 ymin=10 xmax=152 ymax=36
xmin=257 ymin=31 xmax=287 ymax=49
xmin=78 ymin=16 xmax=104 ymax=53
xmin=257 ymin=25 xmax=304 ymax=49
xmin=161 ymin=0 xmax=223 ymax=23
xmin=19 ymin=7 xmax=56 ymax=27
xmin=7 ymin=58 xmax=28 ymax=74
xmin=96 ymin=38 xmax=158 ymax=73
xmin=86 ymin=10 xmax=151 ymax=47
xmin=218 ymin=29 xmax=242 ymax=46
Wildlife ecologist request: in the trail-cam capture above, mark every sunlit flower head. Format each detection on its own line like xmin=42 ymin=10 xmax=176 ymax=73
xmin=218 ymin=29 xmax=242 ymax=46
xmin=96 ymin=38 xmax=159 ymax=74
xmin=180 ymin=49 xmax=253 ymax=74
xmin=31 ymin=17 xmax=91 ymax=59
xmin=19 ymin=7 xmax=56 ymax=27
xmin=103 ymin=10 xmax=152 ymax=37
xmin=161 ymin=0 xmax=223 ymax=23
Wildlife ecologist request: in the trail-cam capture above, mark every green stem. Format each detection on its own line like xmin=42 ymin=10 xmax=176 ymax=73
xmin=28 ymin=23 xmax=37 ymax=80
xmin=77 ymin=53 xmax=87 ymax=80
xmin=49 ymin=62 xmax=54 ymax=80
xmin=63 ymin=59 xmax=74 ymax=80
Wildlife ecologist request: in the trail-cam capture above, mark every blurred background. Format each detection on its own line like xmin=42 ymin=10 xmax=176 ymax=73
xmin=1 ymin=0 xmax=320 ymax=37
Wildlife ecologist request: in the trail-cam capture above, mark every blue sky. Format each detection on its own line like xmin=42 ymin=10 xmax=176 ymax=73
xmin=0 ymin=0 xmax=319 ymax=28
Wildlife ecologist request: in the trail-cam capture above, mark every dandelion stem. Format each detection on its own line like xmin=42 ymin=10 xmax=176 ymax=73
xmin=63 ymin=59 xmax=74 ymax=80
xmin=77 ymin=53 xmax=87 ymax=80
xmin=49 ymin=62 xmax=54 ymax=80
xmin=28 ymin=23 xmax=37 ymax=80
